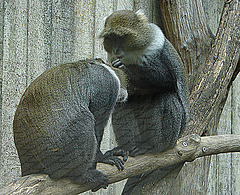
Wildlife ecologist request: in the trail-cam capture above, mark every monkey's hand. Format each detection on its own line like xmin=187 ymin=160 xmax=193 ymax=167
xmin=98 ymin=155 xmax=126 ymax=171
xmin=104 ymin=147 xmax=129 ymax=164
xmin=111 ymin=59 xmax=125 ymax=69
xmin=97 ymin=150 xmax=128 ymax=171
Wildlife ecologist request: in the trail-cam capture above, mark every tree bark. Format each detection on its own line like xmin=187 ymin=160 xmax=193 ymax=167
xmin=1 ymin=134 xmax=240 ymax=195
xmin=154 ymin=0 xmax=240 ymax=194
xmin=187 ymin=0 xmax=240 ymax=135
xmin=160 ymin=0 xmax=240 ymax=135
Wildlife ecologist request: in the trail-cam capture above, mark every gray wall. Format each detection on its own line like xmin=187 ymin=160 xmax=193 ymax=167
xmin=0 ymin=1 xmax=155 ymax=194
xmin=0 ymin=0 xmax=239 ymax=194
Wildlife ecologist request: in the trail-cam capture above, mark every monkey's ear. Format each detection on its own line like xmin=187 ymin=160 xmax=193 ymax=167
xmin=135 ymin=9 xmax=148 ymax=23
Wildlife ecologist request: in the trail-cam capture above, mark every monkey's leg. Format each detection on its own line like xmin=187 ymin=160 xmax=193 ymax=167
xmin=121 ymin=93 xmax=185 ymax=195
xmin=40 ymin=106 xmax=109 ymax=192
xmin=111 ymin=96 xmax=143 ymax=153
xmin=140 ymin=93 xmax=184 ymax=152
xmin=92 ymin=108 xmax=128 ymax=170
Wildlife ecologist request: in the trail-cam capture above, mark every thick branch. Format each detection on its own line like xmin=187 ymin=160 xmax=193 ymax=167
xmin=2 ymin=134 xmax=240 ymax=195
xmin=160 ymin=0 xmax=214 ymax=91
xmin=161 ymin=0 xmax=240 ymax=136
xmin=187 ymin=0 xmax=240 ymax=135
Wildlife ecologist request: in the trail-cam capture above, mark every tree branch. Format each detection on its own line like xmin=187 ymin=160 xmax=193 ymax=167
xmin=2 ymin=134 xmax=240 ymax=195
xmin=187 ymin=0 xmax=240 ymax=135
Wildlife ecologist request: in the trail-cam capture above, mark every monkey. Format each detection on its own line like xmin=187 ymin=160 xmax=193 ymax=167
xmin=100 ymin=10 xmax=189 ymax=194
xmin=13 ymin=59 xmax=128 ymax=192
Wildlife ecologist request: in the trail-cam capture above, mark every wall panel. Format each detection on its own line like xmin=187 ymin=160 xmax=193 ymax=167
xmin=0 ymin=0 xmax=28 ymax=186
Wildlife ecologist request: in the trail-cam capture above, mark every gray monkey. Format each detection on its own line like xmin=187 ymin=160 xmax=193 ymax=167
xmin=13 ymin=59 xmax=128 ymax=192
xmin=101 ymin=10 xmax=189 ymax=194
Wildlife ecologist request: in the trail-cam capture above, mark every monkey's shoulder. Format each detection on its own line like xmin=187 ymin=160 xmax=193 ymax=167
xmin=19 ymin=60 xmax=120 ymax=106
xmin=29 ymin=59 xmax=119 ymax=87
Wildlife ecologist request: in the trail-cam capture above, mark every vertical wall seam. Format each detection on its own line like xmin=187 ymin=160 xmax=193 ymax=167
xmin=114 ymin=0 xmax=117 ymax=11
xmin=230 ymin=86 xmax=233 ymax=134
xmin=61 ymin=1 xmax=64 ymax=63
xmin=92 ymin=0 xmax=96 ymax=58
xmin=216 ymin=152 xmax=219 ymax=194
xmin=230 ymin=85 xmax=233 ymax=194
xmin=49 ymin=0 xmax=53 ymax=69
xmin=44 ymin=0 xmax=53 ymax=69
xmin=0 ymin=0 xmax=5 ymax=172
xmin=133 ymin=0 xmax=136 ymax=10
xmin=26 ymin=0 xmax=29 ymax=88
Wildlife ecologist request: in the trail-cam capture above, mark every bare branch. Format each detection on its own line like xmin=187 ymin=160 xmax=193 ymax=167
xmin=187 ymin=0 xmax=240 ymax=135
xmin=1 ymin=134 xmax=240 ymax=195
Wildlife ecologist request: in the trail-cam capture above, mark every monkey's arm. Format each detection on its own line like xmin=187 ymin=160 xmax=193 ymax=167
xmin=160 ymin=39 xmax=189 ymax=119
xmin=112 ymin=59 xmax=175 ymax=96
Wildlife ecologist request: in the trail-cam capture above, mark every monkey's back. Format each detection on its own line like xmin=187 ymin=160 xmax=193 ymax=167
xmin=13 ymin=59 xmax=120 ymax=177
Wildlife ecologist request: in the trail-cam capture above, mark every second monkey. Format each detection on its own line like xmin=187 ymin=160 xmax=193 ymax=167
xmin=101 ymin=10 xmax=189 ymax=194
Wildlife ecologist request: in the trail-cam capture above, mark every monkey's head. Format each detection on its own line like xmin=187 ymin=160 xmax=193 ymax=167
xmin=100 ymin=10 xmax=153 ymax=64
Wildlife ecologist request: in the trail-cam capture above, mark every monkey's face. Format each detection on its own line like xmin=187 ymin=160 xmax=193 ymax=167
xmin=103 ymin=34 xmax=150 ymax=65
xmin=101 ymin=10 xmax=153 ymax=64
xmin=103 ymin=35 xmax=127 ymax=62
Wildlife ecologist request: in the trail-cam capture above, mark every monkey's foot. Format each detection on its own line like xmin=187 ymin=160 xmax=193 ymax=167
xmin=79 ymin=169 xmax=109 ymax=192
xmin=98 ymin=154 xmax=126 ymax=170
xmin=104 ymin=147 xmax=129 ymax=162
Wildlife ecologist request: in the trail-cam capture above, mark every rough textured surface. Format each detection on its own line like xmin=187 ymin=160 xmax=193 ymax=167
xmin=0 ymin=0 xmax=239 ymax=194
xmin=2 ymin=134 xmax=240 ymax=195
xmin=163 ymin=1 xmax=240 ymax=194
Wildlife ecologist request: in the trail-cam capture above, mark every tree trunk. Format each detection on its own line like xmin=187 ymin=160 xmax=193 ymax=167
xmin=152 ymin=0 xmax=240 ymax=194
